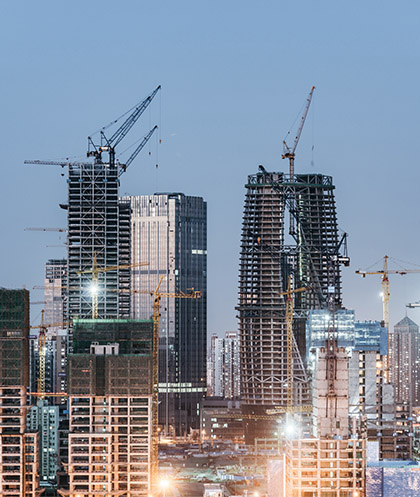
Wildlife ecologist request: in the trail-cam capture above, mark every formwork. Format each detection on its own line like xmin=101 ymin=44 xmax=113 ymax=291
xmin=0 ymin=289 xmax=29 ymax=387
xmin=67 ymin=163 xmax=131 ymax=320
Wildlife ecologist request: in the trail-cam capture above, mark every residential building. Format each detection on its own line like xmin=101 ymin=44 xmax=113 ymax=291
xmin=27 ymin=400 xmax=59 ymax=484
xmin=209 ymin=332 xmax=240 ymax=399
xmin=129 ymin=193 xmax=207 ymax=435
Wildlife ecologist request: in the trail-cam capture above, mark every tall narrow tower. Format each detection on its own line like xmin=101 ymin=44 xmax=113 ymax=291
xmin=129 ymin=193 xmax=207 ymax=436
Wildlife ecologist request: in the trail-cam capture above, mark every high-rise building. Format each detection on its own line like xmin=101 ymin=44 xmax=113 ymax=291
xmin=27 ymin=400 xmax=59 ymax=485
xmin=66 ymin=163 xmax=131 ymax=320
xmin=62 ymin=319 xmax=153 ymax=497
xmin=237 ymin=170 xmax=345 ymax=438
xmin=209 ymin=332 xmax=240 ymax=399
xmin=0 ymin=289 xmax=41 ymax=496
xmin=44 ymin=259 xmax=67 ymax=326
xmin=389 ymin=316 xmax=420 ymax=405
xmin=129 ymin=193 xmax=207 ymax=435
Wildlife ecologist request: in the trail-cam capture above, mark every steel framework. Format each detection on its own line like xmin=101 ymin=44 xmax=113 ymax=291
xmin=237 ymin=169 xmax=347 ymax=417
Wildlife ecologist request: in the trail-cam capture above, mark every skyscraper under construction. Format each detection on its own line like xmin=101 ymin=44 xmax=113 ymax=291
xmin=237 ymin=168 xmax=347 ymax=437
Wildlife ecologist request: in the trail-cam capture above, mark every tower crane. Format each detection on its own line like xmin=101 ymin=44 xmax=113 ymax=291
xmin=30 ymin=310 xmax=70 ymax=399
xmin=87 ymin=85 xmax=161 ymax=169
xmin=76 ymin=251 xmax=148 ymax=319
xmin=282 ymin=86 xmax=315 ymax=177
xmin=25 ymin=84 xmax=161 ymax=175
xmin=407 ymin=301 xmax=420 ymax=308
xmin=356 ymin=255 xmax=420 ymax=381
xmin=278 ymin=275 xmax=310 ymax=412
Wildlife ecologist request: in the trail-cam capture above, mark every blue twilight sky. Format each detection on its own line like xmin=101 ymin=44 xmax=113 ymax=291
xmin=1 ymin=1 xmax=420 ymax=333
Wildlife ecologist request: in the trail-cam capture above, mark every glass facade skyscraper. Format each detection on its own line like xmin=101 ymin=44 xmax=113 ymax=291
xmin=129 ymin=193 xmax=207 ymax=435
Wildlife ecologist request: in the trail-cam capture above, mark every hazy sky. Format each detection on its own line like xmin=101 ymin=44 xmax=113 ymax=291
xmin=2 ymin=1 xmax=420 ymax=333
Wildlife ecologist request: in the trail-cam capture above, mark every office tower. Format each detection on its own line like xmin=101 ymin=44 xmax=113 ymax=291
xmin=66 ymin=163 xmax=131 ymax=320
xmin=27 ymin=400 xmax=59 ymax=485
xmin=209 ymin=332 xmax=240 ymax=399
xmin=62 ymin=319 xmax=153 ymax=497
xmin=237 ymin=170 xmax=345 ymax=437
xmin=389 ymin=316 xmax=420 ymax=405
xmin=0 ymin=288 xmax=40 ymax=496
xmin=44 ymin=259 xmax=67 ymax=326
xmin=129 ymin=193 xmax=207 ymax=435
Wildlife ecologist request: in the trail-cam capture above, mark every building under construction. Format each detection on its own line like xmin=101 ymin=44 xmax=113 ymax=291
xmin=61 ymin=318 xmax=153 ymax=497
xmin=66 ymin=163 xmax=131 ymax=320
xmin=237 ymin=169 xmax=347 ymax=439
xmin=0 ymin=289 xmax=41 ymax=496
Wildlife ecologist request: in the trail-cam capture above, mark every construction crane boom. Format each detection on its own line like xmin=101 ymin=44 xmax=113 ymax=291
xmin=407 ymin=301 xmax=420 ymax=308
xmin=76 ymin=251 xmax=148 ymax=319
xmin=282 ymin=86 xmax=315 ymax=176
xmin=87 ymin=85 xmax=161 ymax=168
xmin=118 ymin=125 xmax=158 ymax=177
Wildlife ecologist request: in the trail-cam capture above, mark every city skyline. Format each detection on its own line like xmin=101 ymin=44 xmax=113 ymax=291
xmin=2 ymin=2 xmax=420 ymax=337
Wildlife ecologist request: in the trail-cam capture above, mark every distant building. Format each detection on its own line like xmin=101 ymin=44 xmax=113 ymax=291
xmin=209 ymin=332 xmax=240 ymax=399
xmin=389 ymin=316 xmax=420 ymax=406
xmin=44 ymin=259 xmax=67 ymax=327
xmin=129 ymin=193 xmax=207 ymax=435
xmin=27 ymin=400 xmax=59 ymax=484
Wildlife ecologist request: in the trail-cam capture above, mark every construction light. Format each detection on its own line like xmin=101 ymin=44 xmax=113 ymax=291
xmin=89 ymin=282 xmax=99 ymax=295
xmin=283 ymin=419 xmax=297 ymax=438
xmin=159 ymin=478 xmax=170 ymax=489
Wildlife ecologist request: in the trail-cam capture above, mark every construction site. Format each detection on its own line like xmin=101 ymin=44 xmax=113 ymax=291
xmin=1 ymin=83 xmax=419 ymax=497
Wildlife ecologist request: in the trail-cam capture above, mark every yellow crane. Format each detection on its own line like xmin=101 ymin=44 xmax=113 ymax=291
xmin=76 ymin=251 xmax=148 ymax=318
xmin=30 ymin=310 xmax=70 ymax=399
xmin=356 ymin=255 xmax=420 ymax=381
xmin=278 ymin=275 xmax=309 ymax=412
xmin=118 ymin=276 xmax=202 ymax=487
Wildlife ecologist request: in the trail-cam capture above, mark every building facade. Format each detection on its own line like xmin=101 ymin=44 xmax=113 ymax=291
xmin=61 ymin=319 xmax=153 ymax=497
xmin=27 ymin=401 xmax=59 ymax=485
xmin=209 ymin=332 xmax=240 ymax=399
xmin=389 ymin=316 xmax=420 ymax=406
xmin=129 ymin=193 xmax=207 ymax=435
xmin=0 ymin=289 xmax=41 ymax=496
